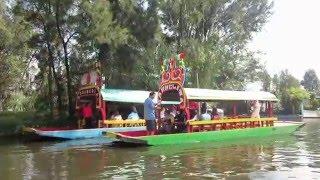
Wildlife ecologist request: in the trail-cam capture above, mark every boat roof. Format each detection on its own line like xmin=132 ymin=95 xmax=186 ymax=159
xmin=184 ymin=88 xmax=278 ymax=102
xmin=101 ymin=88 xmax=150 ymax=103
xmin=100 ymin=88 xmax=178 ymax=104
xmin=101 ymin=88 xmax=278 ymax=103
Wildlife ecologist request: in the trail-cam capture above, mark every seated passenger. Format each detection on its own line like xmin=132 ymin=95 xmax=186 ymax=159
xmin=160 ymin=109 xmax=175 ymax=133
xmin=211 ymin=107 xmax=220 ymax=119
xmin=200 ymin=110 xmax=211 ymax=120
xmin=175 ymin=109 xmax=187 ymax=132
xmin=127 ymin=106 xmax=140 ymax=120
xmin=111 ymin=110 xmax=123 ymax=120
xmin=191 ymin=109 xmax=199 ymax=120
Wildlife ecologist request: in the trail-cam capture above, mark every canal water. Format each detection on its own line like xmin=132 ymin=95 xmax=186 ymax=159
xmin=0 ymin=119 xmax=320 ymax=179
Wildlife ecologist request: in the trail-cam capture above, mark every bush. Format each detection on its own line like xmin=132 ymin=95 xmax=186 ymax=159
xmin=0 ymin=111 xmax=77 ymax=136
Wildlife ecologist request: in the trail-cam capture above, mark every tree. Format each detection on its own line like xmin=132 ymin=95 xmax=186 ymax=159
xmin=301 ymin=69 xmax=320 ymax=95
xmin=1 ymin=0 xmax=275 ymax=120
xmin=288 ymin=87 xmax=310 ymax=114
xmin=272 ymin=70 xmax=303 ymax=114
xmin=0 ymin=1 xmax=33 ymax=111
xmin=158 ymin=0 xmax=273 ymax=90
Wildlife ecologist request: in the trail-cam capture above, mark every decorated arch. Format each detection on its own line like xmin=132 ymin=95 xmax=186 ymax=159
xmin=158 ymin=52 xmax=188 ymax=109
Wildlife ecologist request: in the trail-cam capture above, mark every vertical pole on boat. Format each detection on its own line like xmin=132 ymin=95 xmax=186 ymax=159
xmin=232 ymin=103 xmax=237 ymax=117
xmin=196 ymin=72 xmax=201 ymax=117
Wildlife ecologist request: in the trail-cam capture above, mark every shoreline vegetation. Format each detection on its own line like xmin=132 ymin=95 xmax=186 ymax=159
xmin=0 ymin=112 xmax=75 ymax=136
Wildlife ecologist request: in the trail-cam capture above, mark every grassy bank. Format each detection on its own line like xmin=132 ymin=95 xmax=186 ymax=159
xmin=0 ymin=112 xmax=76 ymax=136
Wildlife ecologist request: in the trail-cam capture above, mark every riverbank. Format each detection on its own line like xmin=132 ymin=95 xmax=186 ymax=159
xmin=0 ymin=112 xmax=75 ymax=136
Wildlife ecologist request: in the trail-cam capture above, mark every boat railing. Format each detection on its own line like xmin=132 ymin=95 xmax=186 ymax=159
xmin=187 ymin=117 xmax=277 ymax=132
xmin=99 ymin=119 xmax=146 ymax=128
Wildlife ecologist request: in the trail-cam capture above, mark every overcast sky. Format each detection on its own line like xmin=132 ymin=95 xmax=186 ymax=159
xmin=249 ymin=0 xmax=320 ymax=80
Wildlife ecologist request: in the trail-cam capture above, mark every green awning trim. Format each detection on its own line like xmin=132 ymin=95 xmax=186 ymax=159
xmin=100 ymin=88 xmax=278 ymax=103
xmin=101 ymin=88 xmax=151 ymax=103
xmin=184 ymin=88 xmax=278 ymax=102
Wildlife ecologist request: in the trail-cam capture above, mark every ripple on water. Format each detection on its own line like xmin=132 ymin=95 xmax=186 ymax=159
xmin=1 ymin=120 xmax=320 ymax=179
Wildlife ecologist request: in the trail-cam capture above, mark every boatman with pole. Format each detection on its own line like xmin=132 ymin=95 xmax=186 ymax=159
xmin=144 ymin=92 xmax=158 ymax=135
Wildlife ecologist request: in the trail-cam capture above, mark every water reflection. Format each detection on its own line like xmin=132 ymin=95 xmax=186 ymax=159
xmin=0 ymin=119 xmax=319 ymax=179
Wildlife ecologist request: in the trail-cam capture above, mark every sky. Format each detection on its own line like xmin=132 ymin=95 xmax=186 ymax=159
xmin=249 ymin=0 xmax=320 ymax=80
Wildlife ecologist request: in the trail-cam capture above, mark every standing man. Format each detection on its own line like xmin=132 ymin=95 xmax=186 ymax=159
xmin=144 ymin=92 xmax=158 ymax=135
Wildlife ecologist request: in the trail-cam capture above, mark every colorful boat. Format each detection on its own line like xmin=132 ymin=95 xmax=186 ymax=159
xmin=107 ymin=121 xmax=304 ymax=146
xmin=106 ymin=52 xmax=304 ymax=146
xmin=23 ymin=67 xmax=151 ymax=140
xmin=23 ymin=126 xmax=146 ymax=140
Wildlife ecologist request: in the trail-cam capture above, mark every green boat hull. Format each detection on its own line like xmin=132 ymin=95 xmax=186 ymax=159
xmin=109 ymin=122 xmax=304 ymax=146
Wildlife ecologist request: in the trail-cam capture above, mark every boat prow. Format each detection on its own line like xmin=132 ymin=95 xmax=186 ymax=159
xmin=107 ymin=132 xmax=149 ymax=146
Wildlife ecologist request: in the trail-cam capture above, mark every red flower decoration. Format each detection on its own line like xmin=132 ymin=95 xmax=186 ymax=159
xmin=179 ymin=52 xmax=186 ymax=60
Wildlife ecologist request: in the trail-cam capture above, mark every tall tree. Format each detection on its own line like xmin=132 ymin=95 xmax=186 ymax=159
xmin=301 ymin=69 xmax=320 ymax=95
xmin=54 ymin=0 xmax=79 ymax=116
xmin=14 ymin=0 xmax=66 ymax=115
xmin=159 ymin=0 xmax=273 ymax=90
xmin=0 ymin=1 xmax=33 ymax=111
xmin=272 ymin=70 xmax=304 ymax=114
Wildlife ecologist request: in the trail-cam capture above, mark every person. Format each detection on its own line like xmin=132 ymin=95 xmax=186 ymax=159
xmin=111 ymin=110 xmax=123 ymax=120
xmin=82 ymin=102 xmax=93 ymax=129
xmin=211 ymin=107 xmax=220 ymax=119
xmin=251 ymin=100 xmax=261 ymax=118
xmin=191 ymin=109 xmax=199 ymax=120
xmin=144 ymin=92 xmax=158 ymax=135
xmin=160 ymin=107 xmax=166 ymax=120
xmin=127 ymin=106 xmax=140 ymax=120
xmin=159 ymin=109 xmax=175 ymax=134
xmin=175 ymin=109 xmax=187 ymax=132
xmin=200 ymin=109 xmax=211 ymax=120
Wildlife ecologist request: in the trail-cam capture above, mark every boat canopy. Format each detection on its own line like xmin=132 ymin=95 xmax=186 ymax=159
xmin=100 ymin=88 xmax=180 ymax=104
xmin=101 ymin=88 xmax=150 ymax=103
xmin=184 ymin=88 xmax=278 ymax=102
xmin=101 ymin=88 xmax=278 ymax=103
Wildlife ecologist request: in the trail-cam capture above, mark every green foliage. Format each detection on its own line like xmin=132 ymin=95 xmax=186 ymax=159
xmin=0 ymin=1 xmax=34 ymax=111
xmin=1 ymin=0 xmax=276 ymax=121
xmin=287 ymin=87 xmax=310 ymax=114
xmin=288 ymin=87 xmax=310 ymax=103
xmin=304 ymin=93 xmax=320 ymax=110
xmin=81 ymin=0 xmax=129 ymax=46
xmin=301 ymin=69 xmax=320 ymax=95
xmin=272 ymin=70 xmax=310 ymax=114
xmin=5 ymin=92 xmax=36 ymax=111
xmin=0 ymin=111 xmax=76 ymax=135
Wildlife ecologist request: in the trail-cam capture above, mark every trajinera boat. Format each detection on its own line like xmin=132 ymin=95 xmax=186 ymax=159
xmin=23 ymin=65 xmax=151 ymax=140
xmin=106 ymin=52 xmax=305 ymax=146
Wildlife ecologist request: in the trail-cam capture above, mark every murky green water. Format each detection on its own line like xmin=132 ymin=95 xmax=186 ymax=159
xmin=1 ymin=119 xmax=320 ymax=179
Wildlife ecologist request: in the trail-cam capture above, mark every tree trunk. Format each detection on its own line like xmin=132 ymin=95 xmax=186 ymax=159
xmin=292 ymin=104 xmax=296 ymax=114
xmin=44 ymin=27 xmax=63 ymax=116
xmin=48 ymin=48 xmax=63 ymax=115
xmin=177 ymin=1 xmax=183 ymax=53
xmin=47 ymin=66 xmax=54 ymax=118
xmin=0 ymin=95 xmax=3 ymax=112
xmin=98 ymin=43 xmax=110 ymax=86
xmin=55 ymin=0 xmax=74 ymax=117
xmin=62 ymin=43 xmax=74 ymax=116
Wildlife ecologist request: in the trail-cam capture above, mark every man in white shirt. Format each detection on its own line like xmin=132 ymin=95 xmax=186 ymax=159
xmin=127 ymin=106 xmax=140 ymax=120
